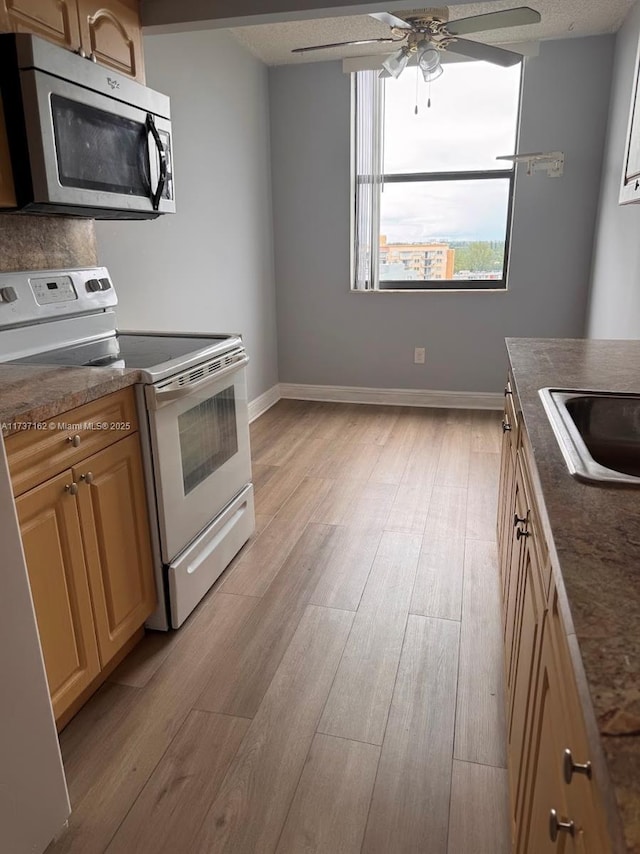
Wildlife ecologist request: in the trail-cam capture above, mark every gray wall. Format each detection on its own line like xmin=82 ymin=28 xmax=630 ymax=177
xmin=96 ymin=30 xmax=279 ymax=402
xmin=587 ymin=3 xmax=640 ymax=339
xmin=270 ymin=36 xmax=614 ymax=393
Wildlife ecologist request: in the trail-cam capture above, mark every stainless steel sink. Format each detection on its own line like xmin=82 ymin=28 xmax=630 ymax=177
xmin=539 ymin=388 xmax=640 ymax=485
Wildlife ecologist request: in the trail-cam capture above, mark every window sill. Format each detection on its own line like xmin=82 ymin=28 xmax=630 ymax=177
xmin=350 ymin=287 xmax=509 ymax=294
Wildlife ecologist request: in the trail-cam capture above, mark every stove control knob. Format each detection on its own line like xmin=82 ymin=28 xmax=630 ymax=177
xmin=0 ymin=286 xmax=18 ymax=303
xmin=86 ymin=278 xmax=102 ymax=293
xmin=99 ymin=277 xmax=112 ymax=291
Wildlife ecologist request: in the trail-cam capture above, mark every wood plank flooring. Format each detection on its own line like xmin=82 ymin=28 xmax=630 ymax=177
xmin=48 ymin=400 xmax=509 ymax=854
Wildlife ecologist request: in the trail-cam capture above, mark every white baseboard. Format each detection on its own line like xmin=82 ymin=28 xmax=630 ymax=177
xmin=248 ymin=384 xmax=281 ymax=422
xmin=279 ymin=383 xmax=503 ymax=410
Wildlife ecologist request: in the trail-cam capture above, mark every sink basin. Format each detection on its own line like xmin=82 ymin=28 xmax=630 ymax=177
xmin=539 ymin=388 xmax=640 ymax=485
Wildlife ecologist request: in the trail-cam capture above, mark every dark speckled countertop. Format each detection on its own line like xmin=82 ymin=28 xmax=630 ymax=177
xmin=507 ymin=338 xmax=640 ymax=854
xmin=0 ymin=364 xmax=141 ymax=435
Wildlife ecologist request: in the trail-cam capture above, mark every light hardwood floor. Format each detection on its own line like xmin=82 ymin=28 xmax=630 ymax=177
xmin=48 ymin=400 xmax=510 ymax=854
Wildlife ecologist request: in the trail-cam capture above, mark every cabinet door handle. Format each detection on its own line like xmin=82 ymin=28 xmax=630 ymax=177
xmin=502 ymin=420 xmax=512 ymax=433
xmin=80 ymin=472 xmax=95 ymax=485
xmin=67 ymin=434 xmax=82 ymax=448
xmin=516 ymin=527 xmax=530 ymax=540
xmin=65 ymin=483 xmax=79 ymax=496
xmin=504 ymin=386 xmax=513 ymax=397
xmin=563 ymin=749 xmax=592 ymax=784
xmin=513 ymin=514 xmax=527 ymax=527
xmin=549 ymin=809 xmax=575 ymax=841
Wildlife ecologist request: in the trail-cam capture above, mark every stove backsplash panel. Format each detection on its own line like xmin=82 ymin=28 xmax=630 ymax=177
xmin=0 ymin=215 xmax=97 ymax=273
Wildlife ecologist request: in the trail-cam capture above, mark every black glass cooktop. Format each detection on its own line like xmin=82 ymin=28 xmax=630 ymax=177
xmin=14 ymin=333 xmax=232 ymax=370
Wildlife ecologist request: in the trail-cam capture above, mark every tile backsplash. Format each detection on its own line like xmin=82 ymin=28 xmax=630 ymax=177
xmin=0 ymin=215 xmax=97 ymax=273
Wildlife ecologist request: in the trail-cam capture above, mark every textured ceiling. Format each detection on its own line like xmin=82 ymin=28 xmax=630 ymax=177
xmin=230 ymin=0 xmax=634 ymax=65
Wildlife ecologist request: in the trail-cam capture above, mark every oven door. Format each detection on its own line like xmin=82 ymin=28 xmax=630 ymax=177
xmin=145 ymin=353 xmax=251 ymax=563
xmin=15 ymin=69 xmax=174 ymax=217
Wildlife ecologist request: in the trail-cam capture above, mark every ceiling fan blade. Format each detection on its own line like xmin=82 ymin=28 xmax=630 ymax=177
xmin=369 ymin=11 xmax=412 ymax=30
xmin=446 ymin=37 xmax=523 ymax=67
xmin=446 ymin=7 xmax=541 ymax=37
xmin=292 ymin=37 xmax=399 ymax=54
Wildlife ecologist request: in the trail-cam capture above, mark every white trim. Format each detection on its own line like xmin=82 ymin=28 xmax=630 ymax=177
xmin=248 ymin=384 xmax=281 ymax=422
xmin=279 ymin=383 xmax=503 ymax=410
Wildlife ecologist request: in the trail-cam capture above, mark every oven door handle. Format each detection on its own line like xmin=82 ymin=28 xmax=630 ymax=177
xmin=146 ymin=355 xmax=249 ymax=410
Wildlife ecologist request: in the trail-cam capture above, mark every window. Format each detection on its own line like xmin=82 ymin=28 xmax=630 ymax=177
xmin=352 ymin=60 xmax=522 ymax=291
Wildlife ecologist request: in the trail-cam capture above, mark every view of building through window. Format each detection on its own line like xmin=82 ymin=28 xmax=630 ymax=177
xmin=377 ymin=59 xmax=522 ymax=288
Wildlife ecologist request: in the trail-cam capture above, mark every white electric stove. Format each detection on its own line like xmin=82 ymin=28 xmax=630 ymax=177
xmin=0 ymin=267 xmax=255 ymax=629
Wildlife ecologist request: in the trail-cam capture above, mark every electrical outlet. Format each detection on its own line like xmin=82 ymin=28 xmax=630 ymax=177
xmin=414 ymin=347 xmax=426 ymax=365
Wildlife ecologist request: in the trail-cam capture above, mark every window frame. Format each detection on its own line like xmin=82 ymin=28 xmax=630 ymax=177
xmin=351 ymin=62 xmax=523 ymax=294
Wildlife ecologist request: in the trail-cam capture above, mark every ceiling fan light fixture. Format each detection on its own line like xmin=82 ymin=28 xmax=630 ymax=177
xmin=418 ymin=45 xmax=443 ymax=82
xmin=422 ymin=63 xmax=444 ymax=83
xmin=382 ymin=45 xmax=412 ymax=79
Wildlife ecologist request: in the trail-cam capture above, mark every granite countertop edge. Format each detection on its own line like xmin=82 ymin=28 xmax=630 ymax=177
xmin=0 ymin=364 xmax=142 ymax=435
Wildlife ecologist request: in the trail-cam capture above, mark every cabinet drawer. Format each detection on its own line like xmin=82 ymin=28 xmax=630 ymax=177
xmin=6 ymin=387 xmax=138 ymax=496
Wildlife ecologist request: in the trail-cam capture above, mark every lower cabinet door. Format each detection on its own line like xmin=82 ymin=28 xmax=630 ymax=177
xmin=508 ymin=537 xmax=546 ymax=831
xmin=74 ymin=434 xmax=156 ymax=667
xmin=16 ymin=469 xmax=101 ymax=721
xmin=518 ymin=626 xmax=586 ymax=854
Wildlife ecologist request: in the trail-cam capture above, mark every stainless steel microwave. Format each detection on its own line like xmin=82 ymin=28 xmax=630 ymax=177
xmin=0 ymin=33 xmax=175 ymax=219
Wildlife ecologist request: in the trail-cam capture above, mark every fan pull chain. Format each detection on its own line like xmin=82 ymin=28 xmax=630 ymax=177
xmin=415 ymin=64 xmax=419 ymax=115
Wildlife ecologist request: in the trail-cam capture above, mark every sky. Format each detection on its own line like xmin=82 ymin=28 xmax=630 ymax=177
xmin=380 ymin=59 xmax=521 ymax=244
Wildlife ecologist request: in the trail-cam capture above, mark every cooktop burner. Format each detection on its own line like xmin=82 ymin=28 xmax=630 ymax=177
xmin=14 ymin=333 xmax=234 ymax=372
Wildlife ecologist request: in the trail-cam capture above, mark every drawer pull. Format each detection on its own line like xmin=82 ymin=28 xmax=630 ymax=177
xmin=549 ymin=809 xmax=575 ymax=841
xmin=502 ymin=420 xmax=512 ymax=433
xmin=67 ymin=434 xmax=82 ymax=448
xmin=80 ymin=472 xmax=95 ymax=485
xmin=64 ymin=483 xmax=79 ymax=496
xmin=563 ymin=749 xmax=592 ymax=784
xmin=513 ymin=514 xmax=527 ymax=527
xmin=516 ymin=527 xmax=530 ymax=540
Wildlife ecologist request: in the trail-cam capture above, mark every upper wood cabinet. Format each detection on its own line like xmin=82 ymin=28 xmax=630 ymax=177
xmin=0 ymin=0 xmax=81 ymax=50
xmin=0 ymin=0 xmax=144 ymax=81
xmin=77 ymin=0 xmax=144 ymax=82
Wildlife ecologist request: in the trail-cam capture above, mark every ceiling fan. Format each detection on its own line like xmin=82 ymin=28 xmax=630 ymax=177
xmin=291 ymin=6 xmax=541 ymax=80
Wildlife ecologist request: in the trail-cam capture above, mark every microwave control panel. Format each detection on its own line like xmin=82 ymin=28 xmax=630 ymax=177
xmin=30 ymin=275 xmax=78 ymax=305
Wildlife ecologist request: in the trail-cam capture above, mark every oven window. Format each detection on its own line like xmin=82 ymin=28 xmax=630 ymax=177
xmin=51 ymin=95 xmax=151 ymax=196
xmin=178 ymin=387 xmax=238 ymax=495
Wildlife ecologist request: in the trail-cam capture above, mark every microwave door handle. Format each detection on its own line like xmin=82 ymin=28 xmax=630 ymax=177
xmin=146 ymin=113 xmax=167 ymax=211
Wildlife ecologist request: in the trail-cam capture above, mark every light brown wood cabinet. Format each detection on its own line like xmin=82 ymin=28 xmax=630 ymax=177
xmin=0 ymin=0 xmax=144 ymax=81
xmin=75 ymin=434 xmax=156 ymax=667
xmin=0 ymin=0 xmax=80 ymax=49
xmin=77 ymin=0 xmax=144 ymax=82
xmin=15 ymin=468 xmax=101 ymax=722
xmin=6 ymin=388 xmax=156 ymax=728
xmin=497 ymin=375 xmax=611 ymax=853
